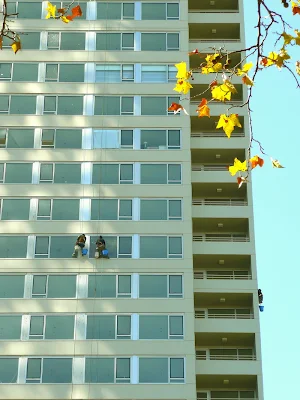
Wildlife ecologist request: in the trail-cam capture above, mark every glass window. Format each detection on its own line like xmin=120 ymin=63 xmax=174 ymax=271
xmin=10 ymin=95 xmax=36 ymax=114
xmin=122 ymin=33 xmax=134 ymax=50
xmin=41 ymin=130 xmax=55 ymax=148
xmin=0 ymin=129 xmax=6 ymax=147
xmin=0 ymin=275 xmax=24 ymax=298
xmin=55 ymin=129 xmax=82 ymax=149
xmin=118 ymin=275 xmax=131 ymax=297
xmin=60 ymin=1 xmax=87 ymax=18
xmin=26 ymin=358 xmax=41 ymax=382
xmin=169 ymin=316 xmax=183 ymax=338
xmin=47 ymin=32 xmax=59 ymax=49
xmin=168 ymin=129 xmax=181 ymax=149
xmin=168 ymin=164 xmax=181 ymax=183
xmin=0 ymin=236 xmax=28 ymax=258
xmin=142 ymin=3 xmax=166 ymax=19
xmin=139 ymin=358 xmax=168 ymax=383
xmin=97 ymin=2 xmax=122 ymax=19
xmin=167 ymin=33 xmax=179 ymax=50
xmin=120 ymin=164 xmax=133 ymax=183
xmin=93 ymin=129 xmax=120 ymax=148
xmin=45 ymin=316 xmax=75 ymax=339
xmin=88 ymin=275 xmax=116 ymax=298
xmin=141 ymin=129 xmax=167 ymax=149
xmin=121 ymin=130 xmax=133 ymax=148
xmin=140 ymin=200 xmax=167 ymax=220
xmin=169 ymin=236 xmax=182 ymax=258
xmin=92 ymin=164 xmax=119 ymax=184
xmin=0 ymin=95 xmax=9 ymax=113
xmin=116 ymin=358 xmax=130 ymax=382
xmin=118 ymin=237 xmax=132 ymax=257
xmin=17 ymin=2 xmax=42 ymax=18
xmin=141 ymin=33 xmax=166 ymax=51
xmin=96 ymin=64 xmax=121 ymax=83
xmin=0 ymin=358 xmax=18 ymax=383
xmin=85 ymin=358 xmax=114 ymax=383
xmin=42 ymin=358 xmax=72 ymax=383
xmin=21 ymin=32 xmax=40 ymax=49
xmin=117 ymin=315 xmax=131 ymax=338
xmin=35 ymin=236 xmax=49 ymax=258
xmin=60 ymin=33 xmax=85 ymax=50
xmin=140 ymin=164 xmax=167 ymax=184
xmin=119 ymin=200 xmax=132 ymax=220
xmin=37 ymin=200 xmax=51 ymax=220
xmin=44 ymin=96 xmax=57 ymax=114
xmin=45 ymin=64 xmax=58 ymax=81
xmin=169 ymin=275 xmax=183 ymax=297
xmin=141 ymin=65 xmax=166 ymax=83
xmin=91 ymin=199 xmax=118 ymax=220
xmin=40 ymin=163 xmax=54 ymax=182
xmin=57 ymin=96 xmax=83 ymax=115
xmin=52 ymin=199 xmax=80 ymax=220
xmin=140 ymin=236 xmax=167 ymax=258
xmin=86 ymin=315 xmax=115 ymax=339
xmin=0 ymin=63 xmax=12 ymax=80
xmin=50 ymin=236 xmax=77 ymax=258
xmin=0 ymin=164 xmax=3 ymax=182
xmin=0 ymin=316 xmax=22 ymax=339
xmin=7 ymin=129 xmax=34 ymax=148
xmin=139 ymin=275 xmax=168 ymax=298
xmin=167 ymin=3 xmax=179 ymax=19
xmin=12 ymin=63 xmax=38 ymax=81
xmin=139 ymin=315 xmax=168 ymax=339
xmin=141 ymin=97 xmax=166 ymax=115
xmin=170 ymin=358 xmax=184 ymax=382
xmin=54 ymin=164 xmax=81 ymax=184
xmin=96 ymin=33 xmax=121 ymax=50
xmin=122 ymin=64 xmax=134 ymax=81
xmin=123 ymin=3 xmax=134 ymax=19
xmin=1 ymin=199 xmax=30 ymax=220
xmin=169 ymin=200 xmax=182 ymax=220
xmin=32 ymin=275 xmax=47 ymax=297
xmin=48 ymin=275 xmax=77 ymax=298
xmin=121 ymin=96 xmax=134 ymax=114
xmin=94 ymin=96 xmax=120 ymax=115
xmin=29 ymin=316 xmax=44 ymax=339
xmin=59 ymin=64 xmax=85 ymax=82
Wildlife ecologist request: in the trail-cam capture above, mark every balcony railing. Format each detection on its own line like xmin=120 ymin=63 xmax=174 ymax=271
xmin=192 ymin=164 xmax=229 ymax=171
xmin=196 ymin=353 xmax=256 ymax=361
xmin=194 ymin=271 xmax=252 ymax=280
xmin=191 ymin=131 xmax=245 ymax=138
xmin=190 ymin=38 xmax=241 ymax=43
xmin=195 ymin=311 xmax=254 ymax=319
xmin=193 ymin=235 xmax=250 ymax=242
xmin=192 ymin=199 xmax=248 ymax=206
xmin=189 ymin=9 xmax=239 ymax=13
xmin=197 ymin=397 xmax=257 ymax=400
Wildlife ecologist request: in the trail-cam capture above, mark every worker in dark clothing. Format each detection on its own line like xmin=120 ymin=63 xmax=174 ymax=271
xmin=258 ymin=289 xmax=263 ymax=304
xmin=95 ymin=236 xmax=109 ymax=259
xmin=72 ymin=234 xmax=86 ymax=258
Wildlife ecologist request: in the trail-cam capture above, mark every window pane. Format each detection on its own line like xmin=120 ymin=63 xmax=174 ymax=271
xmin=92 ymin=164 xmax=119 ymax=184
xmin=93 ymin=129 xmax=119 ymax=148
xmin=42 ymin=358 xmax=72 ymax=383
xmin=40 ymin=164 xmax=53 ymax=181
xmin=169 ymin=275 xmax=182 ymax=296
xmin=142 ymin=3 xmax=166 ymax=19
xmin=97 ymin=2 xmax=121 ymax=19
xmin=41 ymin=130 xmax=55 ymax=148
xmin=57 ymin=96 xmax=83 ymax=115
xmin=167 ymin=33 xmax=179 ymax=50
xmin=10 ymin=96 xmax=36 ymax=114
xmin=140 ymin=200 xmax=167 ymax=220
xmin=0 ymin=275 xmax=24 ymax=298
xmin=95 ymin=65 xmax=121 ymax=83
xmin=0 ymin=129 xmax=6 ymax=147
xmin=116 ymin=358 xmax=130 ymax=380
xmin=45 ymin=316 xmax=75 ymax=339
xmin=141 ymin=65 xmax=167 ymax=83
xmin=61 ymin=33 xmax=85 ymax=50
xmin=7 ymin=129 xmax=34 ymax=148
xmin=52 ymin=199 xmax=80 ymax=220
xmin=35 ymin=236 xmax=49 ymax=257
xmin=120 ymin=164 xmax=133 ymax=182
xmin=0 ymin=63 xmax=12 ymax=80
xmin=86 ymin=315 xmax=115 ymax=339
xmin=12 ymin=63 xmax=38 ymax=81
xmin=45 ymin=64 xmax=58 ymax=81
xmin=167 ymin=3 xmax=179 ymax=18
xmin=44 ymin=96 xmax=56 ymax=113
xmin=119 ymin=237 xmax=132 ymax=257
xmin=1 ymin=199 xmax=30 ymax=220
xmin=91 ymin=199 xmax=118 ymax=220
xmin=47 ymin=32 xmax=59 ymax=48
xmin=0 ymin=95 xmax=9 ymax=112
xmin=122 ymin=33 xmax=134 ymax=49
xmin=85 ymin=358 xmax=114 ymax=383
xmin=59 ymin=64 xmax=84 ymax=82
xmin=30 ymin=316 xmax=44 ymax=336
xmin=121 ymin=96 xmax=134 ymax=113
xmin=123 ymin=3 xmax=134 ymax=18
xmin=119 ymin=200 xmax=132 ymax=219
xmin=0 ymin=237 xmax=28 ymax=258
xmin=21 ymin=33 xmax=40 ymax=49
xmin=168 ymin=130 xmax=180 ymax=147
xmin=94 ymin=96 xmax=120 ymax=115
xmin=18 ymin=2 xmax=42 ymax=18
xmin=50 ymin=236 xmax=77 ymax=258
xmin=27 ymin=358 xmax=41 ymax=379
xmin=117 ymin=316 xmax=131 ymax=337
xmin=141 ymin=33 xmax=166 ymax=50
xmin=141 ymin=97 xmax=166 ymax=115
xmin=96 ymin=33 xmax=121 ymax=50
xmin=0 ymin=358 xmax=18 ymax=383
xmin=121 ymin=130 xmax=133 ymax=147
xmin=32 ymin=275 xmax=47 ymax=296
xmin=139 ymin=315 xmax=168 ymax=339
xmin=48 ymin=275 xmax=76 ymax=298
xmin=122 ymin=64 xmax=134 ymax=80
xmin=55 ymin=129 xmax=82 ymax=149
xmin=139 ymin=275 xmax=167 ymax=298
xmin=139 ymin=358 xmax=168 ymax=383
xmin=140 ymin=236 xmax=167 ymax=258
xmin=0 ymin=316 xmax=22 ymax=339
xmin=141 ymin=129 xmax=166 ymax=149
xmin=169 ymin=200 xmax=181 ymax=219
xmin=140 ymin=164 xmax=167 ymax=184
xmin=89 ymin=236 xmax=118 ymax=259
xmin=169 ymin=316 xmax=183 ymax=336
xmin=88 ymin=275 xmax=116 ymax=298
xmin=169 ymin=237 xmax=182 ymax=256
xmin=170 ymin=358 xmax=184 ymax=379
xmin=168 ymin=164 xmax=181 ymax=182
xmin=54 ymin=164 xmax=81 ymax=183
xmin=118 ymin=275 xmax=131 ymax=297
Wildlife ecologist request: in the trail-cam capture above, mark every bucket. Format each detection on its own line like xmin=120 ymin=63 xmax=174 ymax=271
xmin=259 ymin=305 xmax=264 ymax=312
xmin=102 ymin=249 xmax=109 ymax=256
xmin=82 ymin=249 xmax=88 ymax=256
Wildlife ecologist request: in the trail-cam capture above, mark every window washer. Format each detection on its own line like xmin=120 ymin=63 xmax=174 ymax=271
xmin=72 ymin=234 xmax=86 ymax=258
xmin=95 ymin=235 xmax=109 ymax=259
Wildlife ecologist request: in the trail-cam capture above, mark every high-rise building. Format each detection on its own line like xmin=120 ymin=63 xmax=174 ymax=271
xmin=0 ymin=0 xmax=264 ymax=399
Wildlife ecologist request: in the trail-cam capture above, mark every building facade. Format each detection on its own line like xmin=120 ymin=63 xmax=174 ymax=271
xmin=0 ymin=0 xmax=264 ymax=399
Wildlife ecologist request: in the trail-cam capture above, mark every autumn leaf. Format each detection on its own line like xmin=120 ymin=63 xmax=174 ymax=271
xmin=61 ymin=15 xmax=70 ymax=23
xmin=281 ymin=32 xmax=294 ymax=45
xmin=46 ymin=1 xmax=57 ymax=19
xmin=276 ymin=49 xmax=291 ymax=68
xmin=216 ymin=114 xmax=242 ymax=138
xmin=209 ymin=80 xmax=218 ymax=89
xmin=11 ymin=40 xmax=21 ymax=54
xmin=237 ymin=176 xmax=247 ymax=188
xmin=57 ymin=8 xmax=66 ymax=14
xmin=292 ymin=1 xmax=300 ymax=15
xmin=202 ymin=53 xmax=223 ymax=74
xmin=173 ymin=79 xmax=193 ymax=94
xmin=168 ymin=102 xmax=189 ymax=115
xmin=197 ymin=99 xmax=210 ymax=118
xmin=271 ymin=158 xmax=284 ymax=168
xmin=228 ymin=158 xmax=247 ymax=176
xmin=66 ymin=5 xmax=83 ymax=20
xmin=175 ymin=62 xmax=188 ymax=79
xmin=296 ymin=61 xmax=300 ymax=75
xmin=189 ymin=48 xmax=199 ymax=56
xmin=261 ymin=50 xmax=290 ymax=69
xmin=242 ymin=75 xmax=254 ymax=86
xmin=294 ymin=30 xmax=300 ymax=45
xmin=236 ymin=62 xmax=253 ymax=76
xmin=249 ymin=155 xmax=264 ymax=169
xmin=211 ymin=81 xmax=237 ymax=102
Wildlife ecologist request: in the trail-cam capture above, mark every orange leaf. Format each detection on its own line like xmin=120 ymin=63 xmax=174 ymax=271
xmin=237 ymin=177 xmax=247 ymax=188
xmin=168 ymin=102 xmax=188 ymax=115
xmin=72 ymin=5 xmax=82 ymax=17
xmin=250 ymin=155 xmax=264 ymax=169
xmin=260 ymin=57 xmax=268 ymax=67
xmin=209 ymin=80 xmax=218 ymax=89
xmin=196 ymin=98 xmax=210 ymax=118
xmin=188 ymin=48 xmax=199 ymax=56
xmin=57 ymin=7 xmax=66 ymax=14
xmin=292 ymin=6 xmax=300 ymax=15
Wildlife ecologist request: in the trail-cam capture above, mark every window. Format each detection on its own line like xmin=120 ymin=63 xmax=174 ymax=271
xmin=140 ymin=236 xmax=182 ymax=259
xmin=85 ymin=358 xmax=130 ymax=383
xmin=95 ymin=64 xmax=134 ymax=82
xmin=43 ymin=96 xmax=83 ymax=115
xmin=94 ymin=96 xmax=134 ymax=115
xmin=89 ymin=236 xmax=132 ymax=258
xmin=34 ymin=236 xmax=77 ymax=258
xmin=141 ymin=3 xmax=179 ymax=19
xmin=96 ymin=33 xmax=134 ymax=50
xmin=29 ymin=315 xmax=75 ymax=340
xmin=1 ymin=199 xmax=30 ymax=220
xmin=45 ymin=63 xmax=85 ymax=82
xmin=47 ymin=32 xmax=85 ymax=50
xmin=0 ymin=316 xmax=22 ymax=339
xmin=41 ymin=129 xmax=82 ymax=149
xmin=12 ymin=63 xmax=39 ymax=81
xmin=141 ymin=33 xmax=179 ymax=51
xmin=0 ymin=95 xmax=36 ymax=114
xmin=140 ymin=199 xmax=181 ymax=220
xmin=140 ymin=164 xmax=181 ymax=184
xmin=88 ymin=275 xmax=131 ymax=298
xmin=37 ymin=199 xmax=79 ymax=220
xmin=39 ymin=163 xmax=81 ymax=184
xmin=139 ymin=315 xmax=183 ymax=339
xmin=92 ymin=164 xmax=133 ymax=184
xmin=91 ymin=199 xmax=132 ymax=220
xmin=139 ymin=275 xmax=183 ymax=298
xmin=86 ymin=315 xmax=131 ymax=339
xmin=93 ymin=129 xmax=133 ymax=149
xmin=97 ymin=2 xmax=134 ymax=19
xmin=141 ymin=96 xmax=180 ymax=115
xmin=0 ymin=236 xmax=28 ymax=258
xmin=0 ymin=358 xmax=19 ymax=383
xmin=3 ymin=32 xmax=40 ymax=49
xmin=2 ymin=163 xmax=32 ymax=183
xmin=0 ymin=63 xmax=12 ymax=80
xmin=26 ymin=358 xmax=73 ymax=383
xmin=7 ymin=2 xmax=42 ymax=18
xmin=139 ymin=357 xmax=184 ymax=383
xmin=140 ymin=129 xmax=180 ymax=149
xmin=50 ymin=2 xmax=87 ymax=18
xmin=0 ymin=275 xmax=25 ymax=298
xmin=32 ymin=275 xmax=77 ymax=298
xmin=6 ymin=129 xmax=34 ymax=148
xmin=141 ymin=64 xmax=176 ymax=83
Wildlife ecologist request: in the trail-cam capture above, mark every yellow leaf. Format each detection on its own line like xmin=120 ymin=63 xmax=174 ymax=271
xmin=271 ymin=158 xmax=284 ymax=168
xmin=202 ymin=62 xmax=222 ymax=74
xmin=211 ymin=81 xmax=236 ymax=102
xmin=242 ymin=75 xmax=254 ymax=86
xmin=60 ymin=15 xmax=70 ymax=23
xmin=173 ymin=79 xmax=193 ymax=94
xmin=294 ymin=30 xmax=300 ymax=45
xmin=46 ymin=1 xmax=57 ymax=19
xmin=260 ymin=52 xmax=278 ymax=67
xmin=216 ymin=114 xmax=242 ymax=138
xmin=196 ymin=99 xmax=210 ymax=118
xmin=296 ymin=61 xmax=300 ymax=75
xmin=228 ymin=158 xmax=247 ymax=177
xmin=11 ymin=40 xmax=21 ymax=54
xmin=175 ymin=62 xmax=190 ymax=80
xmin=236 ymin=62 xmax=253 ymax=76
xmin=281 ymin=32 xmax=294 ymax=45
xmin=276 ymin=49 xmax=290 ymax=68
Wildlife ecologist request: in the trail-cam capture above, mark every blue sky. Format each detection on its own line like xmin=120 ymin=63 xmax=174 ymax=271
xmin=243 ymin=3 xmax=300 ymax=399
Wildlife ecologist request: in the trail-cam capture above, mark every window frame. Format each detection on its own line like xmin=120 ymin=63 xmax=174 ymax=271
xmin=0 ymin=198 xmax=30 ymax=220
xmin=138 ymin=314 xmax=184 ymax=340
xmin=139 ymin=199 xmax=182 ymax=221
xmin=140 ymin=64 xmax=177 ymax=83
xmin=141 ymin=32 xmax=180 ymax=51
xmin=84 ymin=356 xmax=131 ymax=383
xmin=141 ymin=2 xmax=180 ymax=20
xmin=43 ymin=95 xmax=84 ymax=115
xmin=95 ymin=64 xmax=135 ymax=83
xmin=26 ymin=357 xmax=73 ymax=383
xmin=89 ymin=235 xmax=133 ymax=258
xmin=7 ymin=1 xmax=43 ymax=19
xmin=140 ymin=129 xmax=181 ymax=150
xmin=90 ymin=198 xmax=133 ymax=221
xmin=86 ymin=314 xmax=132 ymax=340
xmin=46 ymin=32 xmax=86 ymax=50
xmin=138 ymin=274 xmax=183 ymax=298
xmin=0 ymin=63 xmax=12 ymax=81
xmin=31 ymin=274 xmax=77 ymax=299
xmin=92 ymin=129 xmax=134 ymax=149
xmin=36 ymin=198 xmax=80 ymax=220
xmin=88 ymin=274 xmax=132 ymax=298
xmin=1 ymin=162 xmax=33 ymax=184
xmin=140 ymin=163 xmax=182 ymax=184
xmin=138 ymin=356 xmax=185 ymax=383
xmin=96 ymin=2 xmax=135 ymax=20
xmin=92 ymin=163 xmax=134 ymax=184
xmin=39 ymin=163 xmax=82 ymax=184
xmin=96 ymin=32 xmax=135 ymax=51
xmin=94 ymin=96 xmax=134 ymax=116
xmin=29 ymin=315 xmax=75 ymax=340
xmin=41 ymin=128 xmax=82 ymax=149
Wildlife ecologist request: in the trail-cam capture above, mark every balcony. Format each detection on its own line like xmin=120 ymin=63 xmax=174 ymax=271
xmin=196 ymin=358 xmax=261 ymax=375
xmin=192 ymin=166 xmax=236 ymax=184
xmin=194 ymin=269 xmax=255 ymax=291
xmin=189 ymin=12 xmax=240 ymax=24
xmin=196 ymin=349 xmax=256 ymax=361
xmin=192 ymin=199 xmax=251 ymax=218
xmin=197 ymin=392 xmax=257 ymax=400
xmin=189 ymin=101 xmax=248 ymax=117
xmin=193 ymin=234 xmax=252 ymax=255
xmin=189 ymin=0 xmax=239 ymax=13
xmin=189 ymin=52 xmax=242 ymax=71
xmin=194 ymin=270 xmax=252 ymax=280
xmin=189 ymin=23 xmax=241 ymax=43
